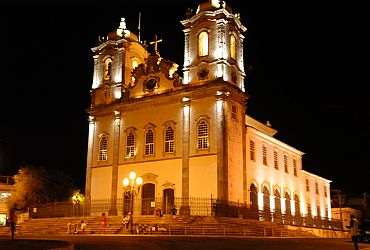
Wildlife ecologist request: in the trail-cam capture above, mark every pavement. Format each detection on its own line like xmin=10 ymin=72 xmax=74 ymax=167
xmin=0 ymin=237 xmax=74 ymax=250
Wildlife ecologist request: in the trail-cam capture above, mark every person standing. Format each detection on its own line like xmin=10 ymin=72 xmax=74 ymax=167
xmin=346 ymin=214 xmax=359 ymax=250
xmin=80 ymin=221 xmax=87 ymax=234
xmin=99 ymin=212 xmax=107 ymax=234
xmin=171 ymin=206 xmax=177 ymax=218
xmin=9 ymin=219 xmax=16 ymax=240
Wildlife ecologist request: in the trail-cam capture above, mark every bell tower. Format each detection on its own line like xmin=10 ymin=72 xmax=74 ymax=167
xmin=181 ymin=0 xmax=247 ymax=91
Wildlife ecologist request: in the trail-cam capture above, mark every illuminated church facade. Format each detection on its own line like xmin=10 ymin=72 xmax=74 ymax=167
xmin=85 ymin=0 xmax=332 ymax=220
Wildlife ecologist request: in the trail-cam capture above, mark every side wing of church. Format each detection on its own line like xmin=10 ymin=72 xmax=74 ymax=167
xmin=84 ymin=0 xmax=332 ymax=221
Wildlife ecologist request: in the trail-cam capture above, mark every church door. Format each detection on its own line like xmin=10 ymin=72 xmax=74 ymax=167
xmin=163 ymin=188 xmax=175 ymax=214
xmin=142 ymin=183 xmax=155 ymax=215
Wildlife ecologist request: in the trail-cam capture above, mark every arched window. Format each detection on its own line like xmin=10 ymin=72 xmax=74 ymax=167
xmin=145 ymin=129 xmax=154 ymax=155
xmin=250 ymin=183 xmax=258 ymax=209
xmin=104 ymin=58 xmax=112 ymax=80
xmin=198 ymin=31 xmax=208 ymax=57
xmin=164 ymin=126 xmax=174 ymax=153
xmin=99 ymin=135 xmax=108 ymax=161
xmin=230 ymin=34 xmax=236 ymax=60
xmin=197 ymin=121 xmax=209 ymax=149
xmin=126 ymin=132 xmax=135 ymax=157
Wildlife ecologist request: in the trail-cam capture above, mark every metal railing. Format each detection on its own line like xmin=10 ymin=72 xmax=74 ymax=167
xmin=28 ymin=197 xmax=343 ymax=230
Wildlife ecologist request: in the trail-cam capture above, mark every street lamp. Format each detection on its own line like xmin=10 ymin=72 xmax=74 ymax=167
xmin=123 ymin=170 xmax=142 ymax=232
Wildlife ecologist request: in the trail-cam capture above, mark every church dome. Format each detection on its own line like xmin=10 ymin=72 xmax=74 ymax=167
xmin=107 ymin=17 xmax=139 ymax=42
xmin=196 ymin=0 xmax=232 ymax=14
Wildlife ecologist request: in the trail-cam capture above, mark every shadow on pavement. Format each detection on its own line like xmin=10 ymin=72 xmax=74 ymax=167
xmin=0 ymin=239 xmax=71 ymax=250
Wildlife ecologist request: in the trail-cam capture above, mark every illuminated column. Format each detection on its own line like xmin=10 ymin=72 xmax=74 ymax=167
xmin=183 ymin=29 xmax=190 ymax=85
xmin=257 ymin=192 xmax=264 ymax=210
xmin=281 ymin=197 xmax=286 ymax=213
xmin=291 ymin=200 xmax=296 ymax=216
xmin=92 ymin=55 xmax=100 ymax=89
xmin=216 ymin=91 xmax=228 ymax=200
xmin=85 ymin=115 xmax=95 ymax=214
xmin=109 ymin=110 xmax=121 ymax=216
xmin=180 ymin=97 xmax=190 ymax=215
xmin=238 ymin=34 xmax=246 ymax=92
xmin=241 ymin=106 xmax=247 ymax=202
xmin=114 ymin=48 xmax=124 ymax=83
xmin=216 ymin=20 xmax=227 ymax=80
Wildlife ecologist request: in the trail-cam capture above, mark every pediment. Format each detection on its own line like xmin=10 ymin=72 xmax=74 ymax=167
xmin=128 ymin=54 xmax=182 ymax=98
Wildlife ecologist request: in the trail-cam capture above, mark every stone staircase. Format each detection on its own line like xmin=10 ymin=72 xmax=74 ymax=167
xmin=12 ymin=215 xmax=318 ymax=238
xmin=15 ymin=216 xmax=123 ymax=236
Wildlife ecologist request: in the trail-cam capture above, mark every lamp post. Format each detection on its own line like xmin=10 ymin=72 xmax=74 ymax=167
xmin=123 ymin=170 xmax=142 ymax=232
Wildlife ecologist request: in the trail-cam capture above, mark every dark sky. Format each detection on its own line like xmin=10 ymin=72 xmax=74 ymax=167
xmin=1 ymin=0 xmax=369 ymax=195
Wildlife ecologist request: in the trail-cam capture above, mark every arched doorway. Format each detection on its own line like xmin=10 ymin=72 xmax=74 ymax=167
xmin=142 ymin=183 xmax=155 ymax=215
xmin=294 ymin=194 xmax=300 ymax=216
xmin=294 ymin=194 xmax=301 ymax=225
xmin=274 ymin=189 xmax=281 ymax=222
xmin=284 ymin=192 xmax=291 ymax=223
xmin=263 ymin=186 xmax=270 ymax=221
xmin=285 ymin=192 xmax=291 ymax=216
xmin=163 ymin=188 xmax=174 ymax=214
xmin=249 ymin=184 xmax=258 ymax=209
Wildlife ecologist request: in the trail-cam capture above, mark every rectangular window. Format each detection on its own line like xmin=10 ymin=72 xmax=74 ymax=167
xmin=145 ymin=130 xmax=154 ymax=156
xmin=284 ymin=154 xmax=288 ymax=173
xmin=262 ymin=144 xmax=267 ymax=166
xmin=250 ymin=140 xmax=255 ymax=161
xmin=197 ymin=121 xmax=209 ymax=149
xmin=306 ymin=179 xmax=310 ymax=192
xmin=231 ymin=105 xmax=237 ymax=121
xmin=165 ymin=127 xmax=175 ymax=153
xmin=126 ymin=146 xmax=135 ymax=157
xmin=126 ymin=133 xmax=135 ymax=157
xmin=274 ymin=150 xmax=278 ymax=170
xmin=145 ymin=143 xmax=154 ymax=155
xmin=99 ymin=137 xmax=108 ymax=161
xmin=293 ymin=158 xmax=297 ymax=176
xmin=324 ymin=186 xmax=327 ymax=198
xmin=315 ymin=182 xmax=319 ymax=195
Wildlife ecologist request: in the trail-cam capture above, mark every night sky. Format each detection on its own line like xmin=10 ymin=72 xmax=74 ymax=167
xmin=1 ymin=0 xmax=369 ymax=195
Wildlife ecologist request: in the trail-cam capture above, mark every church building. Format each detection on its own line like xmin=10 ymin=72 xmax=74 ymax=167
xmin=85 ymin=0 xmax=332 ymax=221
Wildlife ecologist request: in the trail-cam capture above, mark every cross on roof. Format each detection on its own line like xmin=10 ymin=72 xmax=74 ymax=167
xmin=150 ymin=35 xmax=163 ymax=54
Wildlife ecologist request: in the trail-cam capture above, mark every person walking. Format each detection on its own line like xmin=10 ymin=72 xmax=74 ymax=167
xmin=99 ymin=212 xmax=107 ymax=234
xmin=346 ymin=214 xmax=359 ymax=250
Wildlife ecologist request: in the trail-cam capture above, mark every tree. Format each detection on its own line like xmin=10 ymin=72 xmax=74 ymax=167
xmin=7 ymin=165 xmax=74 ymax=211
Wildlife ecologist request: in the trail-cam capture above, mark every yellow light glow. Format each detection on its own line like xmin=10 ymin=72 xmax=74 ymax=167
xmin=136 ymin=177 xmax=143 ymax=185
xmin=198 ymin=31 xmax=208 ymax=57
xmin=129 ymin=170 xmax=136 ymax=180
xmin=182 ymin=96 xmax=190 ymax=102
xmin=123 ymin=177 xmax=129 ymax=186
xmin=169 ymin=63 xmax=178 ymax=78
xmin=114 ymin=89 xmax=121 ymax=99
xmin=183 ymin=105 xmax=190 ymax=114
xmin=211 ymin=0 xmax=226 ymax=8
